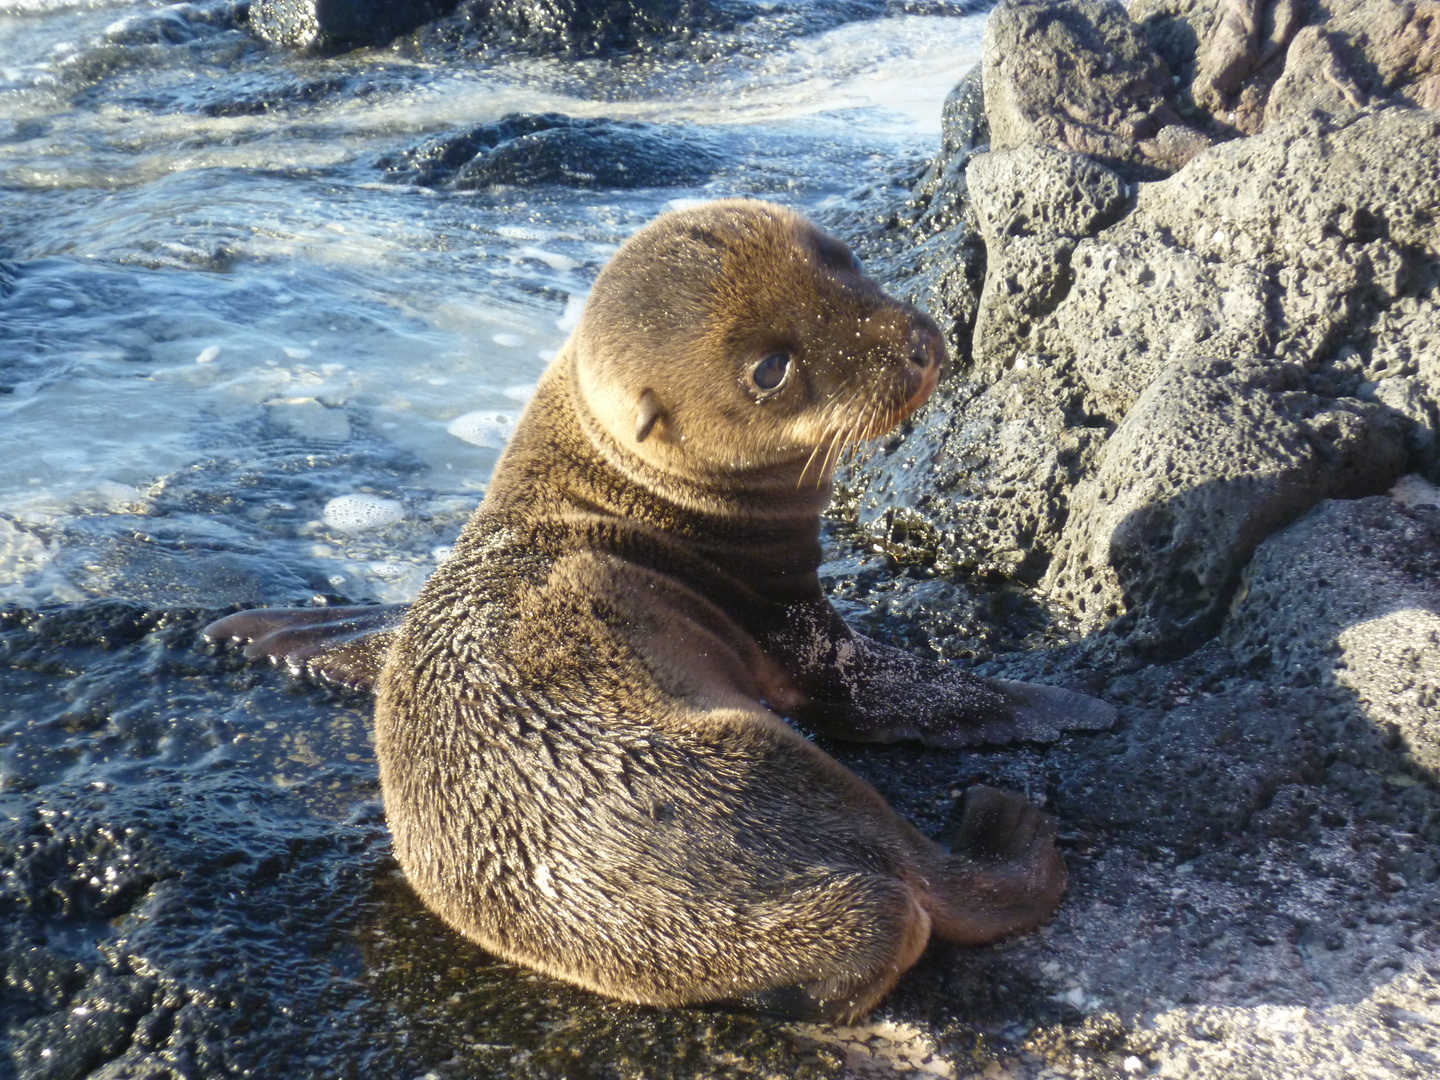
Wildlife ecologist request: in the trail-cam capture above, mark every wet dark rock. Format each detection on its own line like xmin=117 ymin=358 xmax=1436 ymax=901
xmin=245 ymin=0 xmax=460 ymax=54
xmin=424 ymin=0 xmax=738 ymax=56
xmin=198 ymin=73 xmax=355 ymax=117
xmin=0 ymin=604 xmax=852 ymax=1078
xmin=378 ymin=113 xmax=721 ymax=190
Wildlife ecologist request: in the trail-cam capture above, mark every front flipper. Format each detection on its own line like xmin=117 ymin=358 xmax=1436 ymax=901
xmin=761 ymin=602 xmax=1114 ymax=747
xmin=203 ymin=604 xmax=408 ymax=690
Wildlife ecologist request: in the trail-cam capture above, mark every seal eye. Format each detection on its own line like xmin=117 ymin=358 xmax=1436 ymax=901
xmin=750 ymin=353 xmax=790 ymax=393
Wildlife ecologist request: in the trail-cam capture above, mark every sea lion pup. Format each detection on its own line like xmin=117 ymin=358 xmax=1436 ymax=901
xmin=206 ymin=200 xmax=1113 ymax=1021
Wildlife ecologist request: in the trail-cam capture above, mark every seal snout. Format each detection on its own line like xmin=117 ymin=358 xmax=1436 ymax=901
xmin=902 ymin=315 xmax=945 ymax=413
xmin=908 ymin=321 xmax=943 ymax=372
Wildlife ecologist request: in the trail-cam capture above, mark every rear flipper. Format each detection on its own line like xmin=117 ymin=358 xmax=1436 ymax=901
xmin=928 ymin=785 xmax=1068 ymax=946
xmin=202 ymin=604 xmax=407 ymax=690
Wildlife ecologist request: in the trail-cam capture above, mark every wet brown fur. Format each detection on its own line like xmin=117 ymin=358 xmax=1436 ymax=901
xmin=207 ymin=200 xmax=1109 ymax=1021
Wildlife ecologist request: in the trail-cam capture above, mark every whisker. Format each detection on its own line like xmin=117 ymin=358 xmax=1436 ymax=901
xmin=798 ymin=392 xmax=848 ymax=489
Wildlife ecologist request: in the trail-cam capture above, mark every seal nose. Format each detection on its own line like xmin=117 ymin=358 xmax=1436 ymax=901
xmin=908 ymin=318 xmax=944 ymax=372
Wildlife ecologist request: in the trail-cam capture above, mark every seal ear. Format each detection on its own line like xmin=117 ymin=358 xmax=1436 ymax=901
xmin=635 ymin=388 xmax=665 ymax=443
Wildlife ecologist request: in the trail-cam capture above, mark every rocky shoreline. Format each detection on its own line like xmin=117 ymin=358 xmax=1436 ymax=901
xmin=3 ymin=1 xmax=1439 ymax=1077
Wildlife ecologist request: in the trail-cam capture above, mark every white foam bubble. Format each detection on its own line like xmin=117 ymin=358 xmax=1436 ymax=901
xmin=556 ymin=294 xmax=587 ymax=333
xmin=492 ymin=333 xmax=526 ymax=348
xmin=446 ymin=410 xmax=515 ymax=449
xmin=501 ymin=384 xmax=535 ymax=403
xmin=517 ymin=247 xmax=579 ymax=272
xmin=496 ymin=225 xmax=550 ymax=241
xmin=196 ymin=345 xmax=221 ymax=364
xmin=322 ymin=494 xmax=404 ymax=534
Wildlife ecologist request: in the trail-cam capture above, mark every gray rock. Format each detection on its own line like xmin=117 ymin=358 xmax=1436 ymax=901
xmin=1043 ymin=355 xmax=1411 ymax=654
xmin=1191 ymin=0 xmax=1303 ymax=132
xmin=982 ymin=0 xmax=1211 ymax=175
xmin=1223 ymin=492 xmax=1440 ymax=773
xmin=852 ymin=106 xmax=1440 ymax=658
xmin=968 ymin=145 xmax=1129 ymax=248
xmin=1263 ymin=23 xmax=1375 ymax=125
xmin=1153 ymin=0 xmax=1440 ymax=134
xmin=966 ymin=145 xmax=1129 ymax=377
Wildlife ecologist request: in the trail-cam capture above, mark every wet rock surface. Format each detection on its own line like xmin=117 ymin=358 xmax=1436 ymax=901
xmin=0 ymin=604 xmax=851 ymax=1079
xmin=376 ymin=113 xmax=722 ymax=190
xmin=246 ymin=0 xmax=460 ymax=54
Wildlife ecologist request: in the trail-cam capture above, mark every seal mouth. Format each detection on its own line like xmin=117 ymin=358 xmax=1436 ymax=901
xmin=902 ymin=358 xmax=940 ymax=418
xmin=795 ymin=363 xmax=941 ymax=488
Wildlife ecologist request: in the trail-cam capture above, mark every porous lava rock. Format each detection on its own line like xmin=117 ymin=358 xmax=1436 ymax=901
xmin=1134 ymin=0 xmax=1440 ymax=135
xmin=1223 ymin=492 xmax=1440 ymax=774
xmin=848 ymin=98 xmax=1439 ymax=659
xmin=982 ymin=0 xmax=1212 ymax=175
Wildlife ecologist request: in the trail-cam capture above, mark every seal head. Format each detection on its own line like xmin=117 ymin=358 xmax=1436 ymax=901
xmin=572 ymin=200 xmax=942 ymax=490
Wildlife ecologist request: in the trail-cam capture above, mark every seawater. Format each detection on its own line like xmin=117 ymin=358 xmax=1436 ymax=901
xmin=0 ymin=0 xmax=987 ymax=609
